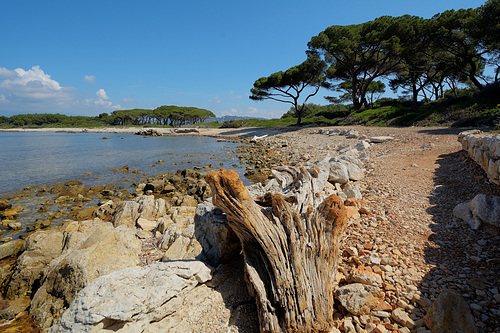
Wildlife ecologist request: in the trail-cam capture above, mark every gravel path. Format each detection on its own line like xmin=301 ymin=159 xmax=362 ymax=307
xmin=232 ymin=126 xmax=500 ymax=332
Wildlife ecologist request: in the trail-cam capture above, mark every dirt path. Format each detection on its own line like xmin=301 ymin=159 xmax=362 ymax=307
xmin=251 ymin=126 xmax=500 ymax=332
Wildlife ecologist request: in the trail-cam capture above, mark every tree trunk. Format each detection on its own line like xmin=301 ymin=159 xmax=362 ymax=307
xmin=206 ymin=168 xmax=348 ymax=333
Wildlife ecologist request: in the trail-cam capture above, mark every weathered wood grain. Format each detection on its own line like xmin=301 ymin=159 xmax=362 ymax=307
xmin=206 ymin=168 xmax=347 ymax=333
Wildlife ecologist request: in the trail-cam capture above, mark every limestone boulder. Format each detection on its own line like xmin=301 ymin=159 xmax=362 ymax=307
xmin=355 ymin=140 xmax=371 ymax=150
xmin=334 ymin=283 xmax=384 ymax=316
xmin=157 ymin=223 xmax=202 ymax=261
xmin=327 ymin=161 xmax=350 ymax=184
xmin=342 ymin=183 xmax=363 ymax=199
xmin=0 ymin=240 xmax=24 ymax=260
xmin=30 ymin=221 xmax=141 ymax=330
xmin=369 ymin=136 xmax=394 ymax=143
xmin=347 ymin=267 xmax=383 ymax=287
xmin=424 ymin=289 xmax=478 ymax=333
xmin=453 ymin=194 xmax=500 ymax=229
xmin=135 ymin=128 xmax=162 ymax=136
xmin=143 ymin=180 xmax=165 ymax=193
xmin=113 ymin=195 xmax=170 ymax=228
xmin=137 ymin=195 xmax=169 ymax=221
xmin=321 ymin=153 xmax=365 ymax=185
xmin=5 ymin=230 xmax=65 ymax=299
xmin=112 ymin=200 xmax=140 ymax=227
xmin=49 ymin=261 xmax=213 ymax=333
xmin=194 ymin=198 xmax=241 ymax=266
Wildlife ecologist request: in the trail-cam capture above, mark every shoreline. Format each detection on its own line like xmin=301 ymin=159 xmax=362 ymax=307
xmin=0 ymin=126 xmax=286 ymax=142
xmin=1 ymin=125 xmax=499 ymax=330
xmin=0 ymin=126 xmax=245 ymax=136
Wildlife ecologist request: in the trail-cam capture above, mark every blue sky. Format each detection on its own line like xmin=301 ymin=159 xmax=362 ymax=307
xmin=0 ymin=0 xmax=487 ymax=118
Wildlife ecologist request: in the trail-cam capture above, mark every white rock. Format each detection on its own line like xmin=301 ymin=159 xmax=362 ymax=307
xmin=49 ymin=261 xmax=213 ymax=333
xmin=342 ymin=183 xmax=362 ymax=200
xmin=136 ymin=218 xmax=157 ymax=231
xmin=369 ymin=136 xmax=394 ymax=143
xmin=453 ymin=194 xmax=500 ymax=229
xmin=354 ymin=140 xmax=371 ymax=150
xmin=334 ymin=283 xmax=384 ymax=316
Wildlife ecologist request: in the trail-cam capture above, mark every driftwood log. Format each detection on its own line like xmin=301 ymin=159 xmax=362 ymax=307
xmin=206 ymin=167 xmax=348 ymax=333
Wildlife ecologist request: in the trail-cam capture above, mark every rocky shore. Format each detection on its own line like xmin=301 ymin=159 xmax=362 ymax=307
xmin=0 ymin=126 xmax=498 ymax=332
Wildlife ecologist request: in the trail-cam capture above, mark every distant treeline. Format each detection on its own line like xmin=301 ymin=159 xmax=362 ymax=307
xmin=0 ymin=105 xmax=215 ymax=128
xmin=109 ymin=106 xmax=215 ymax=126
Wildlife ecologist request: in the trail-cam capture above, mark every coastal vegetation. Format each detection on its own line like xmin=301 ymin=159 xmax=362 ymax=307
xmin=1 ymin=1 xmax=498 ymax=130
xmin=0 ymin=106 xmax=215 ymax=129
xmin=251 ymin=0 xmax=500 ymax=126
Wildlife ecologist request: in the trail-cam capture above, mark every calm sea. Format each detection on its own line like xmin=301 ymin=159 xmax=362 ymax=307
xmin=0 ymin=131 xmax=247 ymax=196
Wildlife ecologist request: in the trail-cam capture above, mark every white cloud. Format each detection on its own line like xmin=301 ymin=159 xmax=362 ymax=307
xmin=84 ymin=75 xmax=96 ymax=83
xmin=209 ymin=96 xmax=222 ymax=104
xmin=96 ymin=88 xmax=108 ymax=100
xmin=0 ymin=65 xmax=62 ymax=92
xmin=0 ymin=68 xmax=17 ymax=78
xmin=122 ymin=97 xmax=134 ymax=103
xmin=0 ymin=65 xmax=73 ymax=111
xmin=230 ymin=108 xmax=238 ymax=115
xmin=248 ymin=107 xmax=258 ymax=114
xmin=84 ymin=98 xmax=121 ymax=109
xmin=0 ymin=66 xmax=122 ymax=116
xmin=228 ymin=90 xmax=242 ymax=99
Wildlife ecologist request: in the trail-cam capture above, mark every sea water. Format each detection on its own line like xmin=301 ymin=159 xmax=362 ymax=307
xmin=0 ymin=131 xmax=247 ymax=196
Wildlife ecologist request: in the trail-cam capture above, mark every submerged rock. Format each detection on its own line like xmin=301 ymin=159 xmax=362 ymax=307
xmin=0 ymin=199 xmax=12 ymax=211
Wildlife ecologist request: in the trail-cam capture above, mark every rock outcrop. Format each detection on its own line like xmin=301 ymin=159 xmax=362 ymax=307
xmin=135 ymin=128 xmax=162 ymax=136
xmin=194 ymin=198 xmax=241 ymax=266
xmin=5 ymin=230 xmax=65 ymax=299
xmin=20 ymin=219 xmax=141 ymax=330
xmin=113 ymin=195 xmax=169 ymax=228
xmin=424 ymin=289 xmax=478 ymax=333
xmin=48 ymin=261 xmax=213 ymax=333
xmin=453 ymin=193 xmax=500 ymax=229
xmin=458 ymin=130 xmax=500 ymax=185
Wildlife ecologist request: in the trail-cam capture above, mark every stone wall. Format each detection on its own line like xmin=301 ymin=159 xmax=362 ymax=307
xmin=458 ymin=130 xmax=500 ymax=185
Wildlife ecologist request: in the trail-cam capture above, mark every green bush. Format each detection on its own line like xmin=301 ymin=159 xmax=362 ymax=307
xmin=220 ymin=120 xmax=243 ymax=128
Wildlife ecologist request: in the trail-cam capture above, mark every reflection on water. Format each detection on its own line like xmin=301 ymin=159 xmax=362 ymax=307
xmin=0 ymin=132 xmax=247 ymax=195
xmin=0 ymin=131 xmax=249 ymax=240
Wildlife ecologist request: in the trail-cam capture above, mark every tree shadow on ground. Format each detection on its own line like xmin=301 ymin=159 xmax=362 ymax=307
xmin=209 ymin=258 xmax=259 ymax=333
xmin=194 ymin=206 xmax=259 ymax=332
xmin=418 ymin=127 xmax=497 ymax=136
xmin=215 ymin=126 xmax=305 ymax=139
xmin=421 ymin=149 xmax=500 ymax=332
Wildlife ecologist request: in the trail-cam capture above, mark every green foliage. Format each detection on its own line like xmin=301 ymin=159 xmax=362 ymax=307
xmin=0 ymin=106 xmax=216 ymax=128
xmin=250 ymin=55 xmax=327 ymax=125
xmin=239 ymin=118 xmax=298 ymax=128
xmin=308 ymin=15 xmax=417 ymax=110
xmin=220 ymin=119 xmax=243 ymax=128
xmin=0 ymin=113 xmax=107 ymax=128
xmin=110 ymin=106 xmax=215 ymax=126
xmin=340 ymin=94 xmax=499 ymax=127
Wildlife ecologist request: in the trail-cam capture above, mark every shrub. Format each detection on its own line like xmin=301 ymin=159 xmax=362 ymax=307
xmin=220 ymin=120 xmax=243 ymax=128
